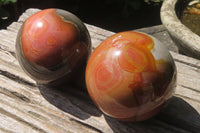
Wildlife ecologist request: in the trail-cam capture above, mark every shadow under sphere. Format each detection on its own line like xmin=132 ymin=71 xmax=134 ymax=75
xmin=105 ymin=96 xmax=200 ymax=133
xmin=38 ymin=78 xmax=102 ymax=120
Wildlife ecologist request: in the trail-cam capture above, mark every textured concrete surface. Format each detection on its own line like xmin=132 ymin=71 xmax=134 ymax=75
xmin=160 ymin=0 xmax=200 ymax=60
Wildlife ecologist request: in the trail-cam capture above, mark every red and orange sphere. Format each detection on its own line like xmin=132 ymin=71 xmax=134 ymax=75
xmin=16 ymin=9 xmax=91 ymax=85
xmin=21 ymin=9 xmax=80 ymax=67
xmin=85 ymin=31 xmax=176 ymax=121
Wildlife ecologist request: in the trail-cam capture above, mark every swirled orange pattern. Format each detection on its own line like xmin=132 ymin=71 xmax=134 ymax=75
xmin=21 ymin=9 xmax=79 ymax=68
xmin=86 ymin=31 xmax=176 ymax=121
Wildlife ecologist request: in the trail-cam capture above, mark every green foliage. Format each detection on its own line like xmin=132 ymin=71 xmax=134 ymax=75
xmin=0 ymin=0 xmax=17 ymax=6
xmin=106 ymin=0 xmax=163 ymax=17
xmin=144 ymin=0 xmax=163 ymax=4
xmin=0 ymin=0 xmax=17 ymax=21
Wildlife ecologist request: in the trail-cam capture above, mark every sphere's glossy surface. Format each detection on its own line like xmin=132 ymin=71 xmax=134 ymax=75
xmin=85 ymin=31 xmax=176 ymax=121
xmin=16 ymin=9 xmax=91 ymax=85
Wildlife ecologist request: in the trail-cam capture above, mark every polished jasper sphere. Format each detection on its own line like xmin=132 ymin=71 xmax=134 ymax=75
xmin=86 ymin=31 xmax=176 ymax=121
xmin=16 ymin=9 xmax=91 ymax=85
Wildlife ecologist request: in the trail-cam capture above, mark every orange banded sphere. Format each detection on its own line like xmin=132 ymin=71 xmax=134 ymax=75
xmin=85 ymin=31 xmax=176 ymax=121
xmin=16 ymin=9 xmax=91 ymax=85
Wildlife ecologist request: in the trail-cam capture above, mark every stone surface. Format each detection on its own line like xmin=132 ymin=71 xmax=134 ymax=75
xmin=161 ymin=0 xmax=200 ymax=59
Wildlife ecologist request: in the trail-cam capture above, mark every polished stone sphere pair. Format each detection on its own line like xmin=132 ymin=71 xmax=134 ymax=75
xmin=16 ymin=9 xmax=176 ymax=121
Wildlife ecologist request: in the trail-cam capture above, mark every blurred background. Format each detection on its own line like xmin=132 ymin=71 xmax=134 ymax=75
xmin=0 ymin=0 xmax=163 ymax=32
